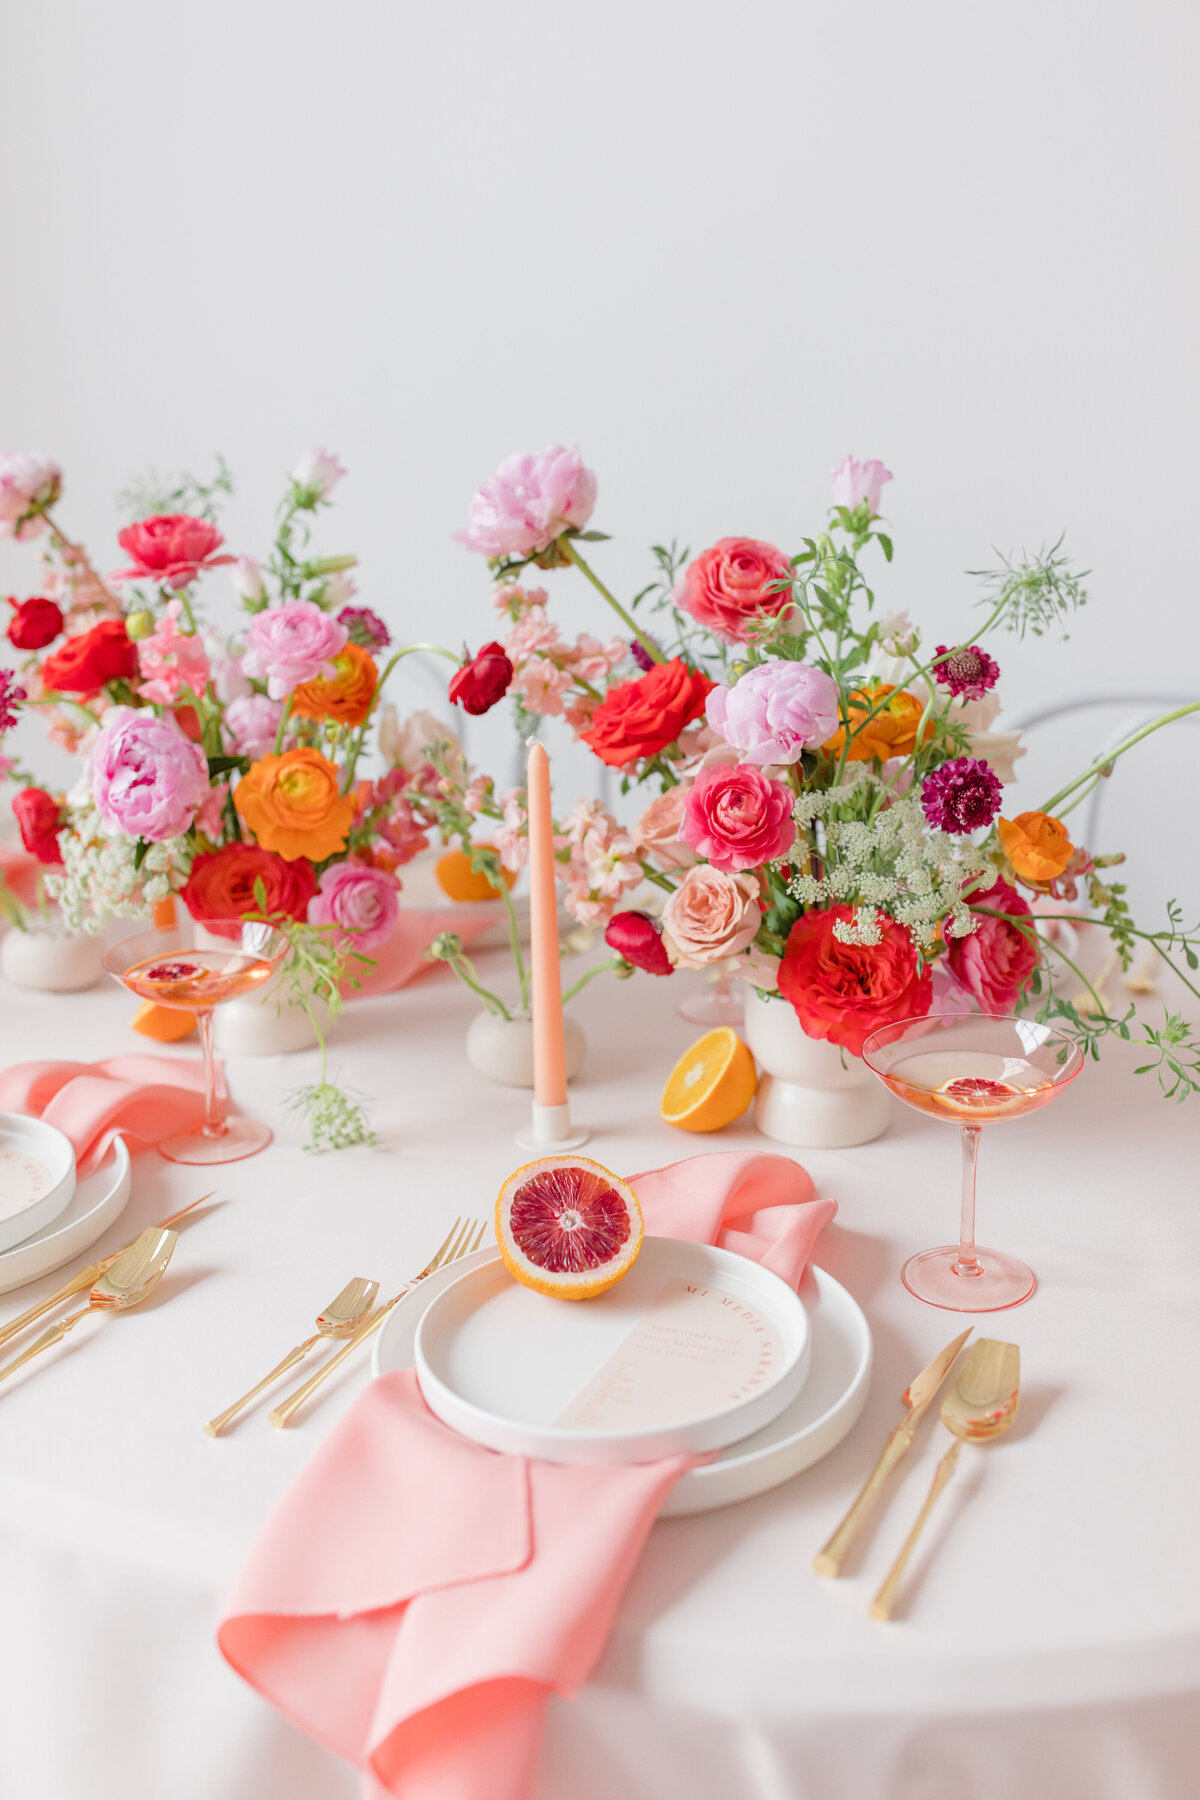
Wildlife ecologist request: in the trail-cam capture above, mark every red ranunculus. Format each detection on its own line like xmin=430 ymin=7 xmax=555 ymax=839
xmin=778 ymin=904 xmax=932 ymax=1056
xmin=111 ymin=514 xmax=235 ymax=589
xmin=946 ymin=876 xmax=1038 ymax=1015
xmin=181 ymin=844 xmax=317 ymax=940
xmin=40 ymin=617 xmax=139 ymax=697
xmin=604 ymin=910 xmax=674 ymax=976
xmin=12 ymin=787 xmax=65 ymax=865
xmin=675 ymin=537 xmax=793 ymax=644
xmin=448 ymin=641 xmax=513 ymax=715
xmin=7 ymin=595 xmax=63 ymax=650
xmin=581 ymin=658 xmax=714 ymax=768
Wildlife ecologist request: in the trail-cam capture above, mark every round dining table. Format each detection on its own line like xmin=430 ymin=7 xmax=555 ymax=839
xmin=0 ymin=945 xmax=1195 ymax=1800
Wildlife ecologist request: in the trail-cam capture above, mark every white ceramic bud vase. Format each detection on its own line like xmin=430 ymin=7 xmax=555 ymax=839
xmin=0 ymin=921 xmax=105 ymax=993
xmin=212 ymin=969 xmax=332 ymax=1057
xmin=742 ymin=989 xmax=890 ymax=1149
xmin=465 ymin=1009 xmax=587 ymax=1088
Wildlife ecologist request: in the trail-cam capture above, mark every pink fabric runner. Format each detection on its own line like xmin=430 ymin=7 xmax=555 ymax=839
xmin=345 ymin=905 xmax=506 ymax=999
xmin=0 ymin=1052 xmax=217 ymax=1175
xmin=218 ymin=1151 xmax=836 ymax=1800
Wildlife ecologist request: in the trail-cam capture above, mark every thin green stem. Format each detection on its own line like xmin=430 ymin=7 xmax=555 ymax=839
xmin=273 ymin=696 xmax=293 ymax=755
xmin=638 ymin=858 xmax=678 ymax=894
xmin=1038 ymin=932 xmax=1109 ymax=1016
xmin=374 ymin=641 xmax=459 ymax=691
xmin=1040 ymin=704 xmax=1200 ymax=815
xmin=447 ymin=955 xmax=511 ymax=1020
xmin=561 ymin=957 xmax=622 ymax=1004
xmin=558 ymin=539 xmax=665 ymax=663
xmin=498 ymin=877 xmax=529 ymax=1011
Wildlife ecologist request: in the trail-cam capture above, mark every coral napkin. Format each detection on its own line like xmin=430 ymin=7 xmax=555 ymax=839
xmin=218 ymin=1151 xmax=836 ymax=1800
xmin=0 ymin=1052 xmax=217 ymax=1176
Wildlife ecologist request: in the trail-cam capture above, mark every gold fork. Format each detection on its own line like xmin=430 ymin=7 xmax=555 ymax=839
xmin=268 ymin=1217 xmax=487 ymax=1428
xmin=205 ymin=1276 xmax=381 ymax=1437
xmin=0 ymin=1227 xmax=178 ymax=1389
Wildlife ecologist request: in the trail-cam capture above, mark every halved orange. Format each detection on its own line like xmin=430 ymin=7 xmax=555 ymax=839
xmin=495 ymin=1155 xmax=644 ymax=1299
xmin=660 ymin=1027 xmax=757 ymax=1132
xmin=435 ymin=844 xmax=517 ymax=903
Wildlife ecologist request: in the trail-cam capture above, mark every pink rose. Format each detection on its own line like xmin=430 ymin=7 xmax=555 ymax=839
xmin=224 ymin=693 xmax=285 ymax=760
xmin=136 ymin=600 xmax=212 ymax=705
xmin=706 ymin=660 xmax=840 ymax=764
xmin=456 ymin=444 xmax=597 ymax=558
xmin=89 ymin=708 xmax=209 ymax=841
xmin=308 ymin=861 xmax=399 ymax=951
xmin=112 ymin=514 xmax=236 ymax=588
xmin=679 ymin=763 xmax=796 ymax=873
xmin=946 ymin=876 xmax=1039 ymax=1015
xmin=241 ymin=600 xmax=349 ymax=699
xmin=661 ymin=865 xmax=762 ymax=968
xmin=0 ymin=452 xmax=62 ymax=541
xmin=634 ymin=786 xmax=695 ymax=870
xmin=829 ymin=455 xmax=893 ymax=514
xmin=674 ymin=538 xmax=792 ymax=644
xmin=291 ymin=447 xmax=346 ymax=503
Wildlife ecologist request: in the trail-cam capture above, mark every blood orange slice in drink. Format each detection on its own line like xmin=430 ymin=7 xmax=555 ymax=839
xmin=934 ymin=1076 xmax=1026 ymax=1113
xmin=495 ymin=1155 xmax=644 ymax=1300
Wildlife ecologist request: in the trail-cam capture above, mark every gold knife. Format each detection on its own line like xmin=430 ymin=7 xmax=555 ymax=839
xmin=813 ymin=1327 xmax=972 ymax=1577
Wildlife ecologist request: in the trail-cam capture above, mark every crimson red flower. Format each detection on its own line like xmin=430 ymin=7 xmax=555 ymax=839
xmin=12 ymin=787 xmax=64 ymax=866
xmin=778 ymin=904 xmax=932 ymax=1056
xmin=946 ymin=876 xmax=1038 ymax=1015
xmin=7 ymin=595 xmax=63 ymax=651
xmin=111 ymin=514 xmax=235 ymax=589
xmin=448 ymin=641 xmax=513 ymax=715
xmin=40 ymin=618 xmax=139 ymax=697
xmin=181 ymin=843 xmax=317 ymax=939
xmin=676 ymin=538 xmax=793 ymax=644
xmin=581 ymin=658 xmax=714 ymax=768
xmin=605 ymin=910 xmax=674 ymax=976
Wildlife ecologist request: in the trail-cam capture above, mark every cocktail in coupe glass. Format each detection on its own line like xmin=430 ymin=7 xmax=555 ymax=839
xmin=861 ymin=1013 xmax=1084 ymax=1312
xmin=103 ymin=921 xmax=289 ymax=1166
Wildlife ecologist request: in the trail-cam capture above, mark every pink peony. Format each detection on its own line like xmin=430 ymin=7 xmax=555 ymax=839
xmin=456 ymin=444 xmax=597 ymax=558
xmin=224 ymin=693 xmax=285 ymax=760
xmin=634 ymin=786 xmax=695 ymax=870
xmin=706 ymin=660 xmax=840 ymax=764
xmin=946 ymin=876 xmax=1039 ymax=1015
xmin=89 ymin=708 xmax=209 ymax=841
xmin=0 ymin=453 xmax=62 ymax=541
xmin=829 ymin=455 xmax=893 ymax=514
xmin=136 ymin=600 xmax=212 ymax=705
xmin=661 ymin=866 xmax=762 ymax=968
xmin=291 ymin=447 xmax=346 ymax=503
xmin=679 ymin=762 xmax=796 ymax=873
xmin=112 ymin=514 xmax=235 ymax=588
xmin=241 ymin=600 xmax=348 ymax=699
xmin=674 ymin=538 xmax=793 ymax=644
xmin=308 ymin=861 xmax=399 ymax=951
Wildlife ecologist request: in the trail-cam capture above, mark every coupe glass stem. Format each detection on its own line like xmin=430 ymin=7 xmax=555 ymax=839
xmin=196 ymin=1011 xmax=228 ymax=1140
xmin=954 ymin=1125 xmax=982 ymax=1278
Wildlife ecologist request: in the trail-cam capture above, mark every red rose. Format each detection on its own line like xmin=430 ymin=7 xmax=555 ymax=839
xmin=448 ymin=641 xmax=513 ymax=715
xmin=946 ymin=876 xmax=1038 ymax=1015
xmin=111 ymin=514 xmax=235 ymax=589
xmin=604 ymin=910 xmax=674 ymax=976
xmin=778 ymin=904 xmax=932 ymax=1056
xmin=581 ymin=658 xmax=714 ymax=768
xmin=181 ymin=844 xmax=317 ymax=939
xmin=40 ymin=618 xmax=139 ymax=697
xmin=12 ymin=787 xmax=64 ymax=866
xmin=7 ymin=595 xmax=64 ymax=650
xmin=676 ymin=537 xmax=793 ymax=644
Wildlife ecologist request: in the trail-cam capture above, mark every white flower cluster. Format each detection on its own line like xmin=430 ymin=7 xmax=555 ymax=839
xmin=45 ymin=807 xmax=193 ymax=934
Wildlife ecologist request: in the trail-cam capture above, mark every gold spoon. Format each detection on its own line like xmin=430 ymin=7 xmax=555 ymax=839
xmin=0 ymin=1227 xmax=178 ymax=1389
xmin=870 ymin=1337 xmax=1020 ymax=1621
xmin=204 ymin=1276 xmax=380 ymax=1437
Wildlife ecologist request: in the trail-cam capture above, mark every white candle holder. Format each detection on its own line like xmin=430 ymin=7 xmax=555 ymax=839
xmin=516 ymin=1100 xmax=591 ymax=1154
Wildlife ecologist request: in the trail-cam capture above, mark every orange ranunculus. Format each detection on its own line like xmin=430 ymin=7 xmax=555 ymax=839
xmin=822 ymin=684 xmax=933 ymax=762
xmin=997 ymin=810 xmax=1075 ymax=883
xmin=290 ymin=641 xmax=378 ymax=727
xmin=234 ymin=747 xmax=356 ymax=862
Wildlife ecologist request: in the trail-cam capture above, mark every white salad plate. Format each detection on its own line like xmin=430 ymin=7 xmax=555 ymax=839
xmin=0 ymin=1112 xmax=76 ymax=1254
xmin=376 ymin=1246 xmax=871 ymax=1514
xmin=0 ymin=1136 xmax=132 ymax=1295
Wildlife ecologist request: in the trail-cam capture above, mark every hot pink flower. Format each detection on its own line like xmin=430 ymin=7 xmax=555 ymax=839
xmin=136 ymin=600 xmax=212 ymax=705
xmin=706 ymin=660 xmax=840 ymax=764
xmin=308 ymin=861 xmax=399 ymax=951
xmin=223 ymin=693 xmax=285 ymax=760
xmin=0 ymin=453 xmax=62 ymax=541
xmin=946 ymin=876 xmax=1038 ymax=1015
xmin=241 ymin=600 xmax=349 ymax=699
xmin=112 ymin=514 xmax=236 ymax=588
xmin=674 ymin=538 xmax=793 ymax=644
xmin=829 ymin=455 xmax=893 ymax=514
xmin=89 ymin=708 xmax=209 ymax=841
xmin=456 ymin=444 xmax=597 ymax=558
xmin=679 ymin=762 xmax=796 ymax=873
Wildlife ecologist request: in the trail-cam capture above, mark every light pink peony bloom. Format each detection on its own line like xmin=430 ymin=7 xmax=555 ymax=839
xmin=89 ymin=708 xmax=209 ymax=841
xmin=231 ymin=556 xmax=267 ymax=606
xmin=308 ymin=861 xmax=399 ymax=951
xmin=456 ymin=444 xmax=597 ymax=558
xmin=136 ymin=601 xmax=212 ymax=705
xmin=706 ymin=660 xmax=840 ymax=764
xmin=241 ymin=600 xmax=348 ymax=699
xmin=292 ymin=447 xmax=346 ymax=502
xmin=634 ymin=786 xmax=695 ymax=871
xmin=0 ymin=452 xmax=62 ymax=541
xmin=830 ymin=455 xmax=893 ymax=514
xmin=662 ymin=866 xmax=762 ymax=968
xmin=680 ymin=762 xmax=796 ymax=873
xmin=223 ymin=693 xmax=285 ymax=761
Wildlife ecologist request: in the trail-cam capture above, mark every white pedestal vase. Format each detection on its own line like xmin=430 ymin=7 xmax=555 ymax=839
xmin=465 ymin=1009 xmax=587 ymax=1089
xmin=0 ymin=921 xmax=105 ymax=993
xmin=742 ymin=989 xmax=891 ymax=1149
xmin=186 ymin=928 xmax=331 ymax=1057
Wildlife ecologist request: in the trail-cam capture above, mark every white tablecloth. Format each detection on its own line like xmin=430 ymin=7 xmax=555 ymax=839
xmin=0 ymin=953 xmax=1197 ymax=1800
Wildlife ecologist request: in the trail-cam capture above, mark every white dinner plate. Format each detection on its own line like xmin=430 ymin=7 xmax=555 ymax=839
xmin=376 ymin=1248 xmax=871 ymax=1512
xmin=0 ymin=1112 xmax=76 ymax=1253
xmin=0 ymin=1137 xmax=132 ymax=1296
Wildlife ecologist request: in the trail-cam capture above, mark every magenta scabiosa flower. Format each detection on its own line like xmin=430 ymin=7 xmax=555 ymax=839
xmin=932 ymin=643 xmax=1000 ymax=701
xmin=337 ymin=605 xmax=391 ymax=652
xmin=921 ymin=756 xmax=1003 ymax=835
xmin=629 ymin=635 xmax=660 ymax=672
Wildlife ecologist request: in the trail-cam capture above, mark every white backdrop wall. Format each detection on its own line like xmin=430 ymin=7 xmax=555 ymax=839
xmin=2 ymin=0 xmax=1198 ymax=919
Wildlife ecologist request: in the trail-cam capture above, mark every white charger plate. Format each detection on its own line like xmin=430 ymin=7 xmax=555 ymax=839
xmin=377 ymin=1248 xmax=871 ymax=1511
xmin=0 ymin=1137 xmax=131 ymax=1295
xmin=0 ymin=1113 xmax=76 ymax=1254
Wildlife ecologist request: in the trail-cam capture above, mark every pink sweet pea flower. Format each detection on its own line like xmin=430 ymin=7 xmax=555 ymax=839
xmin=829 ymin=455 xmax=893 ymax=514
xmin=241 ymin=600 xmax=349 ymax=700
xmin=111 ymin=514 xmax=236 ymax=589
xmin=456 ymin=444 xmax=597 ymax=558
xmin=136 ymin=600 xmax=212 ymax=705
xmin=679 ymin=762 xmax=796 ymax=873
xmin=308 ymin=861 xmax=399 ymax=951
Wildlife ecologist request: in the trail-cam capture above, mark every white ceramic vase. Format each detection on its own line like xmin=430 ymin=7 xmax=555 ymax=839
xmin=465 ymin=1009 xmax=587 ymax=1088
xmin=212 ymin=969 xmax=332 ymax=1056
xmin=742 ymin=989 xmax=890 ymax=1149
xmin=0 ymin=922 xmax=105 ymax=993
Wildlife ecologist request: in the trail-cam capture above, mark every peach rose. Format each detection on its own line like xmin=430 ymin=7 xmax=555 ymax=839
xmin=291 ymin=641 xmax=378 ymax=727
xmin=634 ymin=787 xmax=695 ymax=870
xmin=823 ymin=684 xmax=932 ymax=763
xmin=661 ymin=865 xmax=762 ymax=968
xmin=235 ymin=747 xmax=357 ymax=862
xmin=998 ymin=811 xmax=1075 ymax=883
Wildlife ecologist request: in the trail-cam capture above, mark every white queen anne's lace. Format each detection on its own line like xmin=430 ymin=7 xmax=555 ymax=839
xmin=45 ymin=806 xmax=193 ymax=933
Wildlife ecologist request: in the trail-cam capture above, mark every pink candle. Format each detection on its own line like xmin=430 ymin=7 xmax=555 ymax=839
xmin=525 ymin=741 xmax=567 ymax=1109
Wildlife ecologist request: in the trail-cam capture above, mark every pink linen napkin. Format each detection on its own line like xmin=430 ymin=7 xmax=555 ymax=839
xmin=343 ymin=905 xmax=507 ymax=999
xmin=0 ymin=1052 xmax=219 ymax=1176
xmin=219 ymin=1151 xmax=836 ymax=1800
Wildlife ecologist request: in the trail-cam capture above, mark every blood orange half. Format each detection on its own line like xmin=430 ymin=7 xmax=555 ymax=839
xmin=495 ymin=1155 xmax=644 ymax=1300
xmin=934 ymin=1076 xmax=1025 ymax=1113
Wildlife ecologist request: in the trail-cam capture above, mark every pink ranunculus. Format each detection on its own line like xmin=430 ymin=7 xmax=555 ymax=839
xmin=308 ymin=861 xmax=399 ymax=951
xmin=292 ymin=447 xmax=346 ymax=503
xmin=706 ymin=660 xmax=840 ymax=765
xmin=661 ymin=866 xmax=763 ymax=969
xmin=111 ymin=514 xmax=236 ymax=589
xmin=0 ymin=453 xmax=62 ymax=541
xmin=223 ymin=693 xmax=285 ymax=761
xmin=946 ymin=876 xmax=1039 ymax=1015
xmin=241 ymin=599 xmax=349 ymax=700
xmin=679 ymin=762 xmax=796 ymax=874
xmin=456 ymin=444 xmax=597 ymax=558
xmin=674 ymin=538 xmax=793 ymax=644
xmin=634 ymin=786 xmax=695 ymax=871
xmin=89 ymin=708 xmax=209 ymax=841
xmin=136 ymin=600 xmax=212 ymax=705
xmin=829 ymin=455 xmax=893 ymax=514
